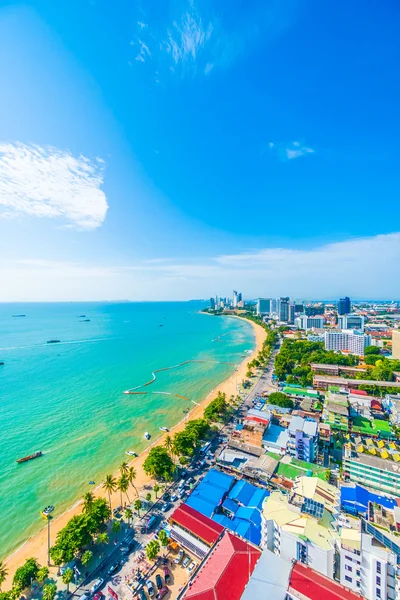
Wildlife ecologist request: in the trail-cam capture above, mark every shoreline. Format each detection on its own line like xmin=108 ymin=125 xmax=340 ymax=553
xmin=3 ymin=316 xmax=265 ymax=587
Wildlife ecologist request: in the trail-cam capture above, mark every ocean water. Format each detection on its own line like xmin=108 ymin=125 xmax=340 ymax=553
xmin=0 ymin=302 xmax=255 ymax=558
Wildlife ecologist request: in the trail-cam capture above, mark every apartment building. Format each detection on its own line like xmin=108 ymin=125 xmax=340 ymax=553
xmin=324 ymin=329 xmax=372 ymax=356
xmin=338 ymin=314 xmax=365 ymax=331
xmin=343 ymin=442 xmax=400 ymax=496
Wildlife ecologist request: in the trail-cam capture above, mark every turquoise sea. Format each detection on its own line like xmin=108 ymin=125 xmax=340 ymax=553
xmin=0 ymin=302 xmax=255 ymax=559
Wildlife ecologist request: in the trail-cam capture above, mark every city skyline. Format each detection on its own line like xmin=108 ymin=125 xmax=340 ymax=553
xmin=0 ymin=0 xmax=399 ymax=301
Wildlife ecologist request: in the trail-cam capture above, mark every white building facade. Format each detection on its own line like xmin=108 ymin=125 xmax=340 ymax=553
xmin=295 ymin=315 xmax=325 ymax=330
xmin=324 ymin=330 xmax=371 ymax=356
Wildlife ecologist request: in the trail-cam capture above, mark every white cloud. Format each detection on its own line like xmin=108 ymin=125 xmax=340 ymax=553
xmin=1 ymin=233 xmax=399 ymax=301
xmin=163 ymin=7 xmax=213 ymax=66
xmin=135 ymin=39 xmax=151 ymax=62
xmin=138 ymin=21 xmax=147 ymax=30
xmin=0 ymin=143 xmax=108 ymax=229
xmin=269 ymin=140 xmax=315 ymax=161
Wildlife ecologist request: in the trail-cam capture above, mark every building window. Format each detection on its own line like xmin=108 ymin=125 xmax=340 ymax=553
xmin=345 ymin=555 xmax=353 ymax=561
xmin=376 ymin=588 xmax=381 ymax=598
xmin=376 ymin=576 xmax=381 ymax=586
xmin=345 ymin=565 xmax=353 ymax=572
xmin=376 ymin=562 xmax=381 ymax=574
xmin=345 ymin=575 xmax=352 ymax=583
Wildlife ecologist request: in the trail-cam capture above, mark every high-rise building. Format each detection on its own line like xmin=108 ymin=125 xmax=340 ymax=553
xmin=232 ymin=290 xmax=238 ymax=308
xmin=295 ymin=315 xmax=325 ymax=330
xmin=209 ymin=297 xmax=215 ymax=310
xmin=338 ymin=297 xmax=351 ymax=315
xmin=338 ymin=314 xmax=365 ymax=332
xmin=271 ymin=298 xmax=278 ymax=314
xmin=305 ymin=305 xmax=323 ymax=316
xmin=324 ymin=330 xmax=371 ymax=356
xmin=278 ymin=297 xmax=290 ymax=322
xmin=392 ymin=330 xmax=400 ymax=360
xmin=288 ymin=303 xmax=295 ymax=325
xmin=256 ymin=298 xmax=271 ymax=315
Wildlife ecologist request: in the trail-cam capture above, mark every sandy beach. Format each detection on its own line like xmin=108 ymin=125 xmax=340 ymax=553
xmin=3 ymin=316 xmax=265 ymax=588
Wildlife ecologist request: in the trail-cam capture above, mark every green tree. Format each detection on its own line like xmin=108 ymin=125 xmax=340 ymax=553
xmin=102 ymin=474 xmax=117 ymax=510
xmin=62 ymin=568 xmax=74 ymax=594
xmin=42 ymin=583 xmax=57 ymax=600
xmin=127 ymin=466 xmax=138 ymax=496
xmin=364 ymin=345 xmax=381 ymax=355
xmin=172 ymin=430 xmax=196 ymax=457
xmin=0 ymin=592 xmax=12 ymax=600
xmin=81 ymin=550 xmax=93 ymax=577
xmin=13 ymin=558 xmax=39 ymax=591
xmin=145 ymin=492 xmax=152 ymax=503
xmin=97 ymin=532 xmax=109 ymax=556
xmin=117 ymin=474 xmax=130 ymax=506
xmin=145 ymin=540 xmax=160 ymax=561
xmin=204 ymin=393 xmax=228 ymax=423
xmin=124 ymin=508 xmax=133 ymax=526
xmin=268 ymin=392 xmax=295 ymax=409
xmin=143 ymin=446 xmax=175 ymax=481
xmin=0 ymin=562 xmax=8 ymax=591
xmin=50 ymin=548 xmax=63 ymax=576
xmin=184 ymin=419 xmax=211 ymax=441
xmin=153 ymin=484 xmax=160 ymax=498
xmin=111 ymin=520 xmax=121 ymax=541
xmin=36 ymin=566 xmax=49 ymax=585
xmin=120 ymin=461 xmax=129 ymax=475
xmin=134 ymin=499 xmax=143 ymax=516
xmin=82 ymin=492 xmax=95 ymax=514
xmin=164 ymin=435 xmax=173 ymax=455
xmin=158 ymin=531 xmax=169 ymax=555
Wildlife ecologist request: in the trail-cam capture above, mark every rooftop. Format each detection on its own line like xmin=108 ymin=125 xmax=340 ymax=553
xmin=170 ymin=504 xmax=224 ymax=546
xmin=288 ymin=562 xmax=365 ymax=600
xmin=182 ymin=531 xmax=260 ymax=600
xmin=314 ymin=375 xmax=400 ymax=388
xmin=240 ymin=548 xmax=292 ymax=600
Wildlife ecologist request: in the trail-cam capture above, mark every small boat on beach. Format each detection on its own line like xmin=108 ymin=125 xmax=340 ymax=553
xmin=41 ymin=505 xmax=54 ymax=518
xmin=47 ymin=340 xmax=60 ymax=344
xmin=89 ymin=481 xmax=95 ymax=485
xmin=144 ymin=432 xmax=151 ymax=440
xmin=126 ymin=450 xmax=138 ymax=457
xmin=159 ymin=427 xmax=169 ymax=432
xmin=16 ymin=451 xmax=43 ymax=464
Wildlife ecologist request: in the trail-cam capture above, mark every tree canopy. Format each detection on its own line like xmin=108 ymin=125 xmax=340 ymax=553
xmin=204 ymin=392 xmax=228 ymax=422
xmin=143 ymin=446 xmax=175 ymax=481
xmin=13 ymin=558 xmax=39 ymax=590
xmin=268 ymin=392 xmax=294 ymax=409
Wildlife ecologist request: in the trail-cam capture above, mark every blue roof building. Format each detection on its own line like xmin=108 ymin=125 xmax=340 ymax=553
xmin=341 ymin=484 xmax=397 ymax=516
xmin=185 ymin=469 xmax=235 ymax=517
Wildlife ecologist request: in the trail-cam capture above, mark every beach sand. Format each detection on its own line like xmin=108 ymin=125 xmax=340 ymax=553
xmin=3 ymin=317 xmax=265 ymax=587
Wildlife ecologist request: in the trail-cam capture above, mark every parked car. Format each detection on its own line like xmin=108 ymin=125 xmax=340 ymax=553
xmin=174 ymin=549 xmax=184 ymax=564
xmin=146 ymin=580 xmax=154 ymax=597
xmin=187 ymin=561 xmax=197 ymax=574
xmin=163 ymin=567 xmax=170 ymax=584
xmin=182 ymin=556 xmax=191 ymax=568
xmin=108 ymin=561 xmax=121 ymax=576
xmin=161 ymin=502 xmax=171 ymax=513
xmin=178 ymin=490 xmax=186 ymax=500
xmin=93 ymin=593 xmax=104 ymax=600
xmin=186 ymin=477 xmax=194 ymax=485
xmin=156 ymin=587 xmax=169 ymax=600
xmin=139 ymin=588 xmax=147 ymax=600
xmin=170 ymin=494 xmax=178 ymax=502
xmin=155 ymin=574 xmax=163 ymax=590
xmin=90 ymin=578 xmax=104 ymax=595
xmin=80 ymin=594 xmax=90 ymax=600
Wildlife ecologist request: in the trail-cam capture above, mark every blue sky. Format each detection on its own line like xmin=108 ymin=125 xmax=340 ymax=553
xmin=0 ymin=0 xmax=399 ymax=301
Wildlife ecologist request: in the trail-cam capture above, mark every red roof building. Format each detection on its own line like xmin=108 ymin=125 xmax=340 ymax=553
xmin=349 ymin=388 xmax=368 ymax=396
xmin=170 ymin=504 xmax=224 ymax=546
xmin=288 ymin=563 xmax=365 ymax=600
xmin=183 ymin=531 xmax=261 ymax=600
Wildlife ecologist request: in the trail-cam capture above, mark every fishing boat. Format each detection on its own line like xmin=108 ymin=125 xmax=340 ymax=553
xmin=0 ymin=361 xmax=4 ymax=366
xmin=41 ymin=505 xmax=54 ymax=518
xmin=144 ymin=432 xmax=151 ymax=440
xmin=16 ymin=451 xmax=43 ymax=463
xmin=159 ymin=426 xmax=169 ymax=432
xmin=126 ymin=450 xmax=138 ymax=457
xmin=89 ymin=481 xmax=95 ymax=484
xmin=47 ymin=339 xmax=60 ymax=344
xmin=12 ymin=314 xmax=26 ymax=317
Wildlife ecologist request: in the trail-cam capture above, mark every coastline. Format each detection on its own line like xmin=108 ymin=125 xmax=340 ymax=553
xmin=3 ymin=316 xmax=265 ymax=587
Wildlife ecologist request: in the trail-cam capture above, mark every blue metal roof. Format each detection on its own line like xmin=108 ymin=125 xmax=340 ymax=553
xmin=222 ymin=498 xmax=238 ymax=514
xmin=229 ymin=480 xmax=255 ymax=505
xmin=186 ymin=495 xmax=216 ymax=518
xmin=203 ymin=468 xmax=235 ymax=491
xmin=341 ymin=484 xmax=397 ymax=516
xmin=249 ymin=488 xmax=269 ymax=510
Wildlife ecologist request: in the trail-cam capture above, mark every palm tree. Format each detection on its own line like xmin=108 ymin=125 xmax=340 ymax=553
xmin=62 ymin=567 xmax=74 ymax=594
xmin=102 ymin=474 xmax=117 ymax=510
xmin=127 ymin=466 xmax=138 ymax=496
xmin=112 ymin=520 xmax=121 ymax=541
xmin=81 ymin=550 xmax=93 ymax=577
xmin=158 ymin=530 xmax=169 ymax=556
xmin=134 ymin=499 xmax=142 ymax=516
xmin=124 ymin=507 xmax=133 ymax=527
xmin=83 ymin=491 xmax=95 ymax=514
xmin=145 ymin=540 xmax=160 ymax=561
xmin=42 ymin=583 xmax=57 ymax=600
xmin=0 ymin=561 xmax=8 ymax=591
xmin=153 ymin=484 xmax=160 ymax=498
xmin=145 ymin=492 xmax=152 ymax=503
xmin=97 ymin=532 xmax=109 ymax=556
xmin=120 ymin=461 xmax=129 ymax=475
xmin=164 ymin=435 xmax=173 ymax=454
xmin=36 ymin=566 xmax=49 ymax=585
xmin=117 ymin=474 xmax=130 ymax=506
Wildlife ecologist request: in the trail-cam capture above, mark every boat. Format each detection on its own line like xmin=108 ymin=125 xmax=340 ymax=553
xmin=89 ymin=481 xmax=95 ymax=485
xmin=126 ymin=450 xmax=138 ymax=457
xmin=144 ymin=432 xmax=151 ymax=440
xmin=159 ymin=427 xmax=169 ymax=432
xmin=12 ymin=314 xmax=26 ymax=317
xmin=78 ymin=315 xmax=86 ymax=317
xmin=0 ymin=361 xmax=4 ymax=366
xmin=47 ymin=340 xmax=60 ymax=344
xmin=16 ymin=451 xmax=43 ymax=463
xmin=41 ymin=505 xmax=54 ymax=518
